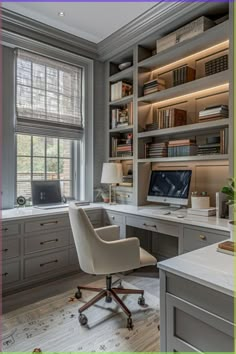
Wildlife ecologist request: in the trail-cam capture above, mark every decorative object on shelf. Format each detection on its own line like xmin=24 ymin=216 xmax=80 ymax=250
xmin=205 ymin=54 xmax=228 ymax=76
xmin=111 ymin=133 xmax=133 ymax=158
xmin=16 ymin=195 xmax=26 ymax=207
xmin=221 ymin=178 xmax=235 ymax=240
xmin=111 ymin=102 xmax=133 ymax=129
xmin=191 ymin=191 xmax=210 ymax=209
xmin=173 ymin=65 xmax=196 ymax=86
xmin=143 ymin=78 xmax=165 ymax=96
xmin=101 ymin=163 xmax=123 ymax=204
xmin=118 ymin=62 xmax=132 ymax=71
xmin=156 ymin=16 xmax=214 ymax=54
xmin=110 ymin=80 xmax=132 ymax=101
xmin=198 ymin=105 xmax=228 ymax=122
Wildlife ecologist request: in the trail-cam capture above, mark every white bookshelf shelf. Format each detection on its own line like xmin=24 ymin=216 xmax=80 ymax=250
xmin=138 ymin=154 xmax=229 ymax=163
xmin=109 ymin=95 xmax=133 ymax=106
xmin=109 ymin=125 xmax=134 ymax=133
xmin=109 ymin=66 xmax=133 ymax=83
xmin=138 ymin=119 xmax=229 ymax=139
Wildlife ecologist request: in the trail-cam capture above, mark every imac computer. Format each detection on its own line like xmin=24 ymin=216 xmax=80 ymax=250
xmin=147 ymin=170 xmax=192 ymax=209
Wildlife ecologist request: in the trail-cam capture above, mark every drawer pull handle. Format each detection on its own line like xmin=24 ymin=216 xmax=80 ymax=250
xmin=2 ymin=272 xmax=8 ymax=277
xmin=3 ymin=248 xmax=8 ymax=252
xmin=40 ymin=221 xmax=58 ymax=226
xmin=40 ymin=238 xmax=58 ymax=245
xmin=143 ymin=223 xmax=157 ymax=229
xmin=199 ymin=235 xmax=206 ymax=240
xmin=2 ymin=228 xmax=9 ymax=232
xmin=40 ymin=259 xmax=58 ymax=267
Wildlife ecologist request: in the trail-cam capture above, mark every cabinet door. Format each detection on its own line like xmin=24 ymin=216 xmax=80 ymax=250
xmin=166 ymin=293 xmax=234 ymax=353
xmin=2 ymin=261 xmax=21 ymax=285
xmin=2 ymin=237 xmax=20 ymax=260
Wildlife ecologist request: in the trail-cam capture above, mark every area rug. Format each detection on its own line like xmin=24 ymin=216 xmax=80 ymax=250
xmin=2 ymin=279 xmax=160 ymax=352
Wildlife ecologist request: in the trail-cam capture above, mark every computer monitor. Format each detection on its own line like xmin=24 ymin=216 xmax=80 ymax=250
xmin=147 ymin=170 xmax=192 ymax=207
xmin=31 ymin=180 xmax=62 ymax=205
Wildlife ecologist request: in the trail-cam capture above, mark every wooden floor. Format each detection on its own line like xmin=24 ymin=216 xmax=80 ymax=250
xmin=3 ymin=266 xmax=160 ymax=314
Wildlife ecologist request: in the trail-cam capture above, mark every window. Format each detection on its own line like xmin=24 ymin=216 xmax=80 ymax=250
xmin=16 ymin=134 xmax=74 ymax=200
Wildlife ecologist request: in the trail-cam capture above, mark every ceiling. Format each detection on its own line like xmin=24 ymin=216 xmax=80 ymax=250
xmin=3 ymin=2 xmax=156 ymax=43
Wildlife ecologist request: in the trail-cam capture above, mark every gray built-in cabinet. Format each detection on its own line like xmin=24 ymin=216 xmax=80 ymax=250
xmin=2 ymin=208 xmax=229 ymax=294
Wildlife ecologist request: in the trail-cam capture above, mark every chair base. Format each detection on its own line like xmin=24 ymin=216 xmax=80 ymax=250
xmin=75 ymin=275 xmax=145 ymax=329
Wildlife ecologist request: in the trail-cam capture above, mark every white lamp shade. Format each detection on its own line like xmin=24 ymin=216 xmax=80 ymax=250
xmin=101 ymin=163 xmax=123 ymax=184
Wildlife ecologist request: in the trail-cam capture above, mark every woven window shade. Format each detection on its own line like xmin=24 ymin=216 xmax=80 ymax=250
xmin=16 ymin=49 xmax=83 ymax=139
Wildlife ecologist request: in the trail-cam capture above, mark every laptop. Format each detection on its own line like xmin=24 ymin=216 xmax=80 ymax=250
xmin=32 ymin=180 xmax=68 ymax=209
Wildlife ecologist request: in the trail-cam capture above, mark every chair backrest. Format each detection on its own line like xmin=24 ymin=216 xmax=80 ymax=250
xmin=69 ymin=203 xmax=102 ymax=274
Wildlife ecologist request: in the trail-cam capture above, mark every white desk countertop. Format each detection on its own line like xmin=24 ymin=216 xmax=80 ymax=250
xmin=158 ymin=243 xmax=234 ymax=296
xmin=1 ymin=203 xmax=230 ymax=233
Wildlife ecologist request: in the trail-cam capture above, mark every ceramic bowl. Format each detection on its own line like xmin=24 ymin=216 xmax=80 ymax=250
xmin=118 ymin=62 xmax=132 ymax=71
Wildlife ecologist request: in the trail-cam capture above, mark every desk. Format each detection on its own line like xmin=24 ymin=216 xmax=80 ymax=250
xmin=2 ymin=203 xmax=230 ymax=294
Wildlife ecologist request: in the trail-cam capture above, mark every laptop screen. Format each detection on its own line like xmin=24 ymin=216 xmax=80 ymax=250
xmin=31 ymin=180 xmax=62 ymax=205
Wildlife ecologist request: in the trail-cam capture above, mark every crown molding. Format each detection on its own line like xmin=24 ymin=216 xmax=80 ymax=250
xmin=97 ymin=1 xmax=216 ymax=61
xmin=2 ymin=8 xmax=98 ymax=60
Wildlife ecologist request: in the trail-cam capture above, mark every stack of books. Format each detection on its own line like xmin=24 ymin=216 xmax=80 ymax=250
xmin=173 ymin=65 xmax=196 ymax=86
xmin=157 ymin=108 xmax=187 ymax=129
xmin=143 ymin=78 xmax=165 ymax=96
xmin=120 ymin=175 xmax=133 ymax=187
xmin=111 ymin=103 xmax=133 ymax=129
xmin=145 ymin=122 xmax=159 ymax=131
xmin=197 ymin=142 xmax=221 ymax=155
xmin=198 ymin=105 xmax=228 ymax=122
xmin=217 ymin=241 xmax=235 ymax=256
xmin=168 ymin=139 xmax=197 ymax=157
xmin=111 ymin=133 xmax=133 ymax=157
xmin=110 ymin=81 xmax=132 ymax=101
xmin=145 ymin=142 xmax=168 ymax=158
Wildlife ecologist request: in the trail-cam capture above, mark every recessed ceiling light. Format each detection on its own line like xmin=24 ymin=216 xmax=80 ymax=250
xmin=58 ymin=11 xmax=65 ymax=17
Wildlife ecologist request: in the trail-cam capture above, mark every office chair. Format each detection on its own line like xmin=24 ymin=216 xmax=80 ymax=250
xmin=69 ymin=203 xmax=157 ymax=329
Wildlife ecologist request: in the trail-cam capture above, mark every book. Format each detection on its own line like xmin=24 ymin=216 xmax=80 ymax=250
xmin=187 ymin=207 xmax=216 ymax=216
xmin=173 ymin=65 xmax=196 ymax=86
xmin=217 ymin=241 xmax=236 ymax=256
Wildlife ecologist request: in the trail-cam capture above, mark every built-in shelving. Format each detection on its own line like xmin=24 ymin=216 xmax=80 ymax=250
xmin=138 ymin=70 xmax=229 ymax=104
xmin=138 ymin=20 xmax=229 ymax=70
xmin=109 ymin=95 xmax=133 ymax=106
xmin=109 ymin=66 xmax=133 ymax=82
xmin=109 ymin=125 xmax=134 ymax=133
xmin=138 ymin=154 xmax=229 ymax=163
xmin=138 ymin=119 xmax=229 ymax=138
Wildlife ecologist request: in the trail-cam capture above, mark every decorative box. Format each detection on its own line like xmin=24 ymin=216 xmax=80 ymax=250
xmin=205 ymin=54 xmax=228 ymax=76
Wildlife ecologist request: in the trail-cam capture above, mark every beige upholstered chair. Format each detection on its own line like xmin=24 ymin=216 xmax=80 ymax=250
xmin=69 ymin=202 xmax=157 ymax=329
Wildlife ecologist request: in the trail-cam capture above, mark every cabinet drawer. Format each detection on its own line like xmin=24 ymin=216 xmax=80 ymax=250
xmin=24 ymin=230 xmax=70 ymax=254
xmin=105 ymin=211 xmax=124 ymax=225
xmin=2 ymin=237 xmax=20 ymax=260
xmin=69 ymin=247 xmax=79 ymax=266
xmin=126 ymin=215 xmax=179 ymax=236
xmin=2 ymin=223 xmax=21 ymax=237
xmin=183 ymin=227 xmax=229 ymax=252
xmin=25 ymin=216 xmax=70 ymax=233
xmin=24 ymin=250 xmax=68 ymax=278
xmin=2 ymin=261 xmax=20 ymax=284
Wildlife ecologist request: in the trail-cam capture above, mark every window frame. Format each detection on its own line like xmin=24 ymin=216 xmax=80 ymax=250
xmin=15 ymin=134 xmax=75 ymax=201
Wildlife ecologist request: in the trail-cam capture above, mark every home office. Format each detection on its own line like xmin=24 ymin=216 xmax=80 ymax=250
xmin=1 ymin=1 xmax=234 ymax=352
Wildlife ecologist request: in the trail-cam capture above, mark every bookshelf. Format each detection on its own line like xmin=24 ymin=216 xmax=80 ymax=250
xmin=105 ymin=5 xmax=231 ymax=206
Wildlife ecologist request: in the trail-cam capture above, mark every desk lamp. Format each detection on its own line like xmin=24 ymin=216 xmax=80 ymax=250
xmin=101 ymin=163 xmax=123 ymax=204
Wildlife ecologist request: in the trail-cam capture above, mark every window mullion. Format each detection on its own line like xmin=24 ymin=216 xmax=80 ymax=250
xmin=57 ymin=139 xmax=60 ymax=181
xmin=31 ymin=136 xmax=33 ymax=183
xmin=45 ymin=137 xmax=47 ymax=180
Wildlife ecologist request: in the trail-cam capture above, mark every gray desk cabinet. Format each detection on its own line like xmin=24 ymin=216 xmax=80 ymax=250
xmin=104 ymin=210 xmax=126 ymax=238
xmin=160 ymin=271 xmax=234 ymax=352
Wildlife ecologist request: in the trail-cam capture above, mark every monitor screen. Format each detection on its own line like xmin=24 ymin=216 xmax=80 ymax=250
xmin=31 ymin=180 xmax=62 ymax=205
xmin=147 ymin=170 xmax=192 ymax=206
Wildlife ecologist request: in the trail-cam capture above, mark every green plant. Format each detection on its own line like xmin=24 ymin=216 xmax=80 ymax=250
xmin=221 ymin=178 xmax=236 ymax=206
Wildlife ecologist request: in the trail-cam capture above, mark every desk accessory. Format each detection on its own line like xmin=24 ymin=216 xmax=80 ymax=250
xmin=187 ymin=207 xmax=216 ymax=216
xmin=217 ymin=241 xmax=235 ymax=256
xmin=191 ymin=191 xmax=210 ymax=209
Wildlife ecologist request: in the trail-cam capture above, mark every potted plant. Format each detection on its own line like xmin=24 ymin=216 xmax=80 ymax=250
xmin=94 ymin=187 xmax=110 ymax=203
xmin=221 ymin=178 xmax=236 ymax=240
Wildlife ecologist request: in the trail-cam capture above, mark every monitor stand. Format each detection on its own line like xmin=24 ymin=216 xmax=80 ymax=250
xmin=162 ymin=204 xmax=184 ymax=212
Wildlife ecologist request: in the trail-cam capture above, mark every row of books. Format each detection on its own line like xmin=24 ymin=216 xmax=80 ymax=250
xmin=168 ymin=139 xmax=197 ymax=157
xmin=198 ymin=105 xmax=228 ymax=122
xmin=110 ymin=103 xmax=133 ymax=129
xmin=155 ymin=108 xmax=187 ymax=130
xmin=111 ymin=133 xmax=133 ymax=158
xmin=110 ymin=81 xmax=132 ymax=102
xmin=143 ymin=78 xmax=165 ymax=96
xmin=173 ymin=65 xmax=196 ymax=87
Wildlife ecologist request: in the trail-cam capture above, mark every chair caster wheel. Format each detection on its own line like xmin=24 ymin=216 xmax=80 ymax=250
xmin=75 ymin=290 xmax=82 ymax=299
xmin=127 ymin=317 xmax=133 ymax=330
xmin=138 ymin=295 xmax=145 ymax=306
xmin=105 ymin=295 xmax=112 ymax=303
xmin=79 ymin=313 xmax=88 ymax=326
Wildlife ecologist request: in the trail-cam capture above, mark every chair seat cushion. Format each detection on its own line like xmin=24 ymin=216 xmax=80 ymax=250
xmin=139 ymin=247 xmax=157 ymax=267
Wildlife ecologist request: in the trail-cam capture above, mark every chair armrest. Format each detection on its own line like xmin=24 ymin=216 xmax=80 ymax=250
xmin=94 ymin=237 xmax=141 ymax=274
xmin=95 ymin=225 xmax=120 ymax=241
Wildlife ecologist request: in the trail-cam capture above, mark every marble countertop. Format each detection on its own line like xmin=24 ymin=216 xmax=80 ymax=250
xmin=158 ymin=243 xmax=233 ymax=296
xmin=1 ymin=203 xmax=230 ymax=232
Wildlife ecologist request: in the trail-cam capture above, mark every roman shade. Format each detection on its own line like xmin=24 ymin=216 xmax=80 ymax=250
xmin=16 ymin=49 xmax=83 ymax=139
